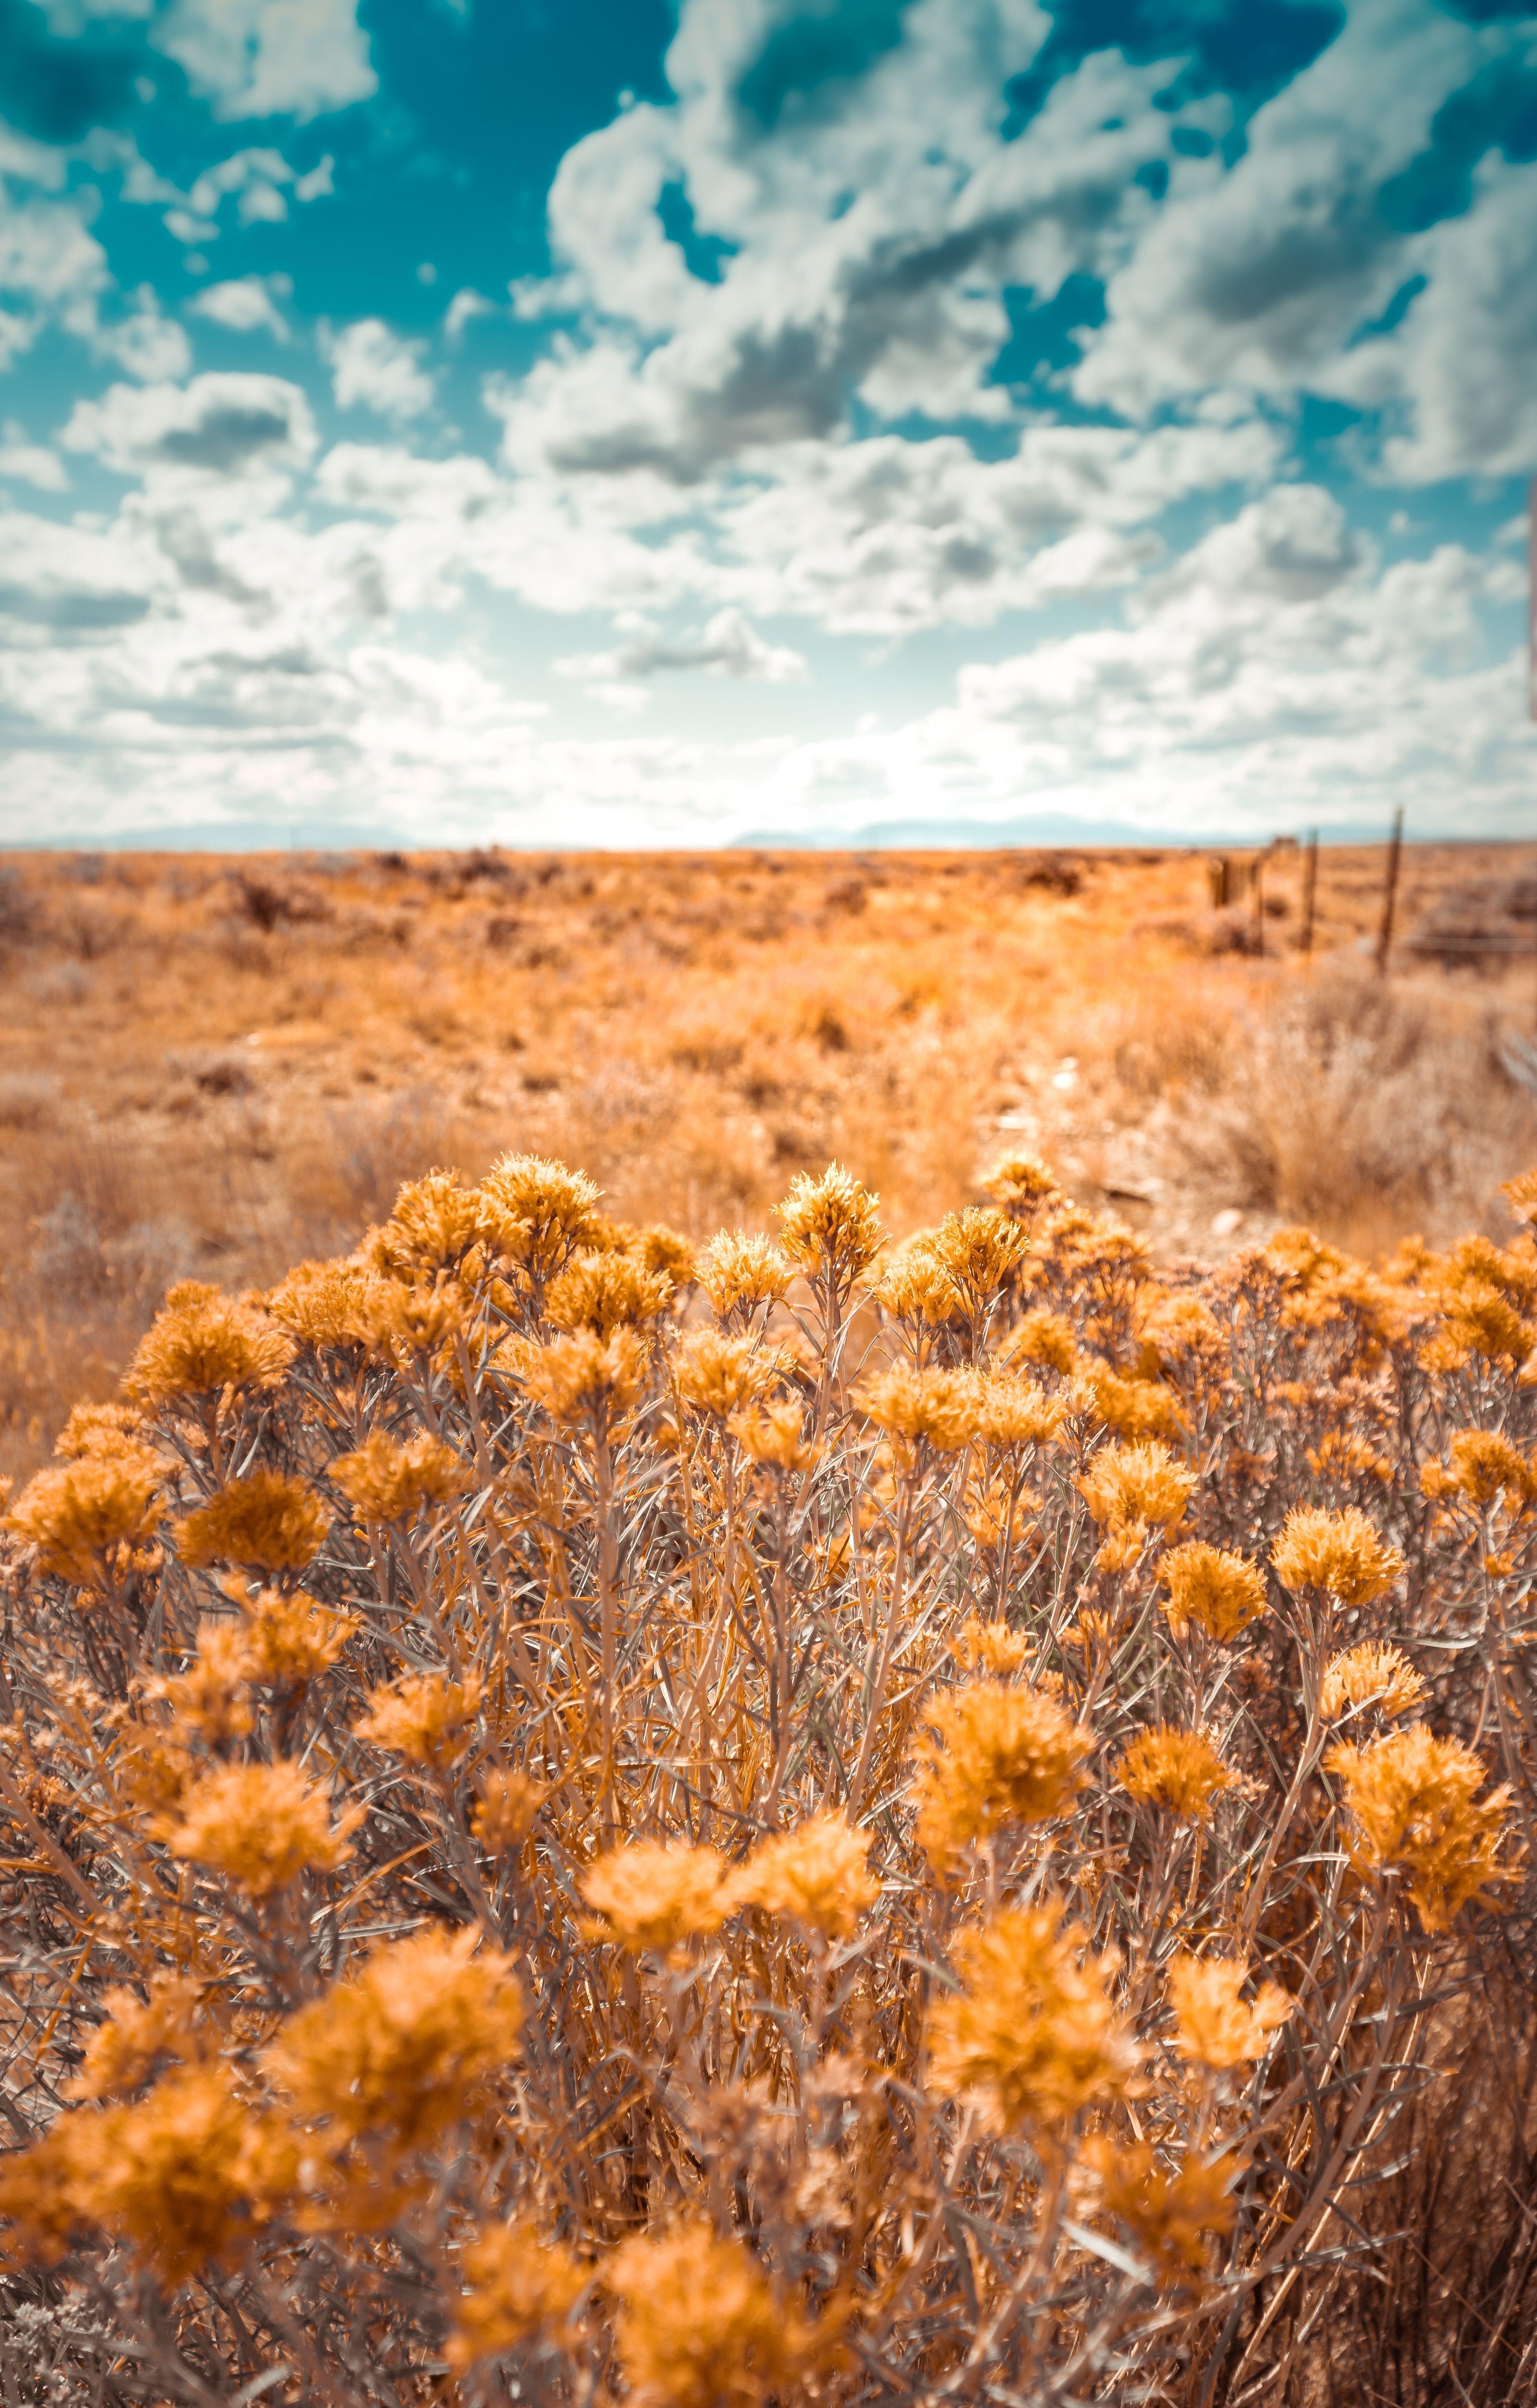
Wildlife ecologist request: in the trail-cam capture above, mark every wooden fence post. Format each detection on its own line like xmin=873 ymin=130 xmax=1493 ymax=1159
xmin=1374 ymin=809 xmax=1404 ymax=976
xmin=1300 ymin=829 xmax=1318 ymax=958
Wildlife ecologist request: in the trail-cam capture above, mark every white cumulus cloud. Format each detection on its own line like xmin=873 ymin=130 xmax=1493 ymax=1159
xmin=62 ymin=373 xmax=319 ymax=481
xmin=191 ymin=275 xmax=292 ymax=340
xmin=153 ymin=0 xmax=376 ymax=122
xmin=556 ymin=606 xmax=809 ymax=691
xmin=323 ymin=320 xmax=435 ymax=421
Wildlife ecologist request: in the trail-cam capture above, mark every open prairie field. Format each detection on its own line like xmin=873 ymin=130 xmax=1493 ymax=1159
xmin=3 ymin=838 xmax=1537 ymax=1485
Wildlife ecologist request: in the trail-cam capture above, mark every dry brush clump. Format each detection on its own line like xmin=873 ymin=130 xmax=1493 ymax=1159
xmin=2 ymin=1152 xmax=1537 ymax=2403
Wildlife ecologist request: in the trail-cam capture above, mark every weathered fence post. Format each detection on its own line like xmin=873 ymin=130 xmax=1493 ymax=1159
xmin=1374 ymin=809 xmax=1403 ymax=976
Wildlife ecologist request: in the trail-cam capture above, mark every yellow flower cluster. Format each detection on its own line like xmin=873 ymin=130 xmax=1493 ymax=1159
xmin=126 ymin=1280 xmax=294 ymax=1405
xmin=165 ymin=1760 xmax=361 ymax=1896
xmin=1166 ymin=1956 xmax=1291 ymax=2068
xmin=731 ymin=1812 xmax=879 ymax=1940
xmin=354 ymin=1670 xmax=484 ymax=1766
xmin=1328 ymin=1724 xmax=1520 ymax=1933
xmin=1158 ymin=1541 xmax=1267 ymax=1643
xmin=1115 ymin=1725 xmax=1238 ymax=1823
xmin=1078 ymin=1440 xmax=1195 ymax=1544
xmin=330 ymin=1428 xmax=470 ymax=1522
xmin=267 ymin=1929 xmax=524 ymax=2152
xmin=913 ymin=1681 xmax=1091 ymax=1865
xmin=178 ymin=1470 xmax=328 ymax=1575
xmin=5 ymin=1452 xmax=164 ymax=1588
xmin=928 ymin=1902 xmax=1141 ymax=2132
xmin=1271 ymin=1505 xmax=1404 ymax=1605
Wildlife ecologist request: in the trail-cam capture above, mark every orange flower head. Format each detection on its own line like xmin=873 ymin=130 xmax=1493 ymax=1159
xmin=774 ymin=1164 xmax=882 ymax=1290
xmin=53 ymin=1401 xmax=154 ymax=1464
xmin=1084 ymin=1364 xmax=1185 ymax=1444
xmin=581 ymin=1838 xmax=732 ymax=1951
xmin=166 ymin=1759 xmax=360 ymax=1895
xmin=1272 ymin=1506 xmax=1403 ymax=1605
xmin=962 ymin=1470 xmax=1037 ymax=1553
xmin=144 ymin=1616 xmax=253 ymax=1744
xmin=855 ymin=1364 xmax=979 ymax=1455
xmin=869 ymin=1239 xmax=960 ymax=1327
xmin=974 ymin=1374 xmax=1065 ymax=1453
xmin=1081 ymin=2136 xmax=1236 ymax=2283
xmin=125 ymin=1280 xmax=294 ymax=1405
xmin=1077 ymin=1441 xmax=1195 ymax=1535
xmin=630 ymin=1223 xmax=696 ymax=1286
xmin=350 ymin=1273 xmax=468 ymax=1364
xmin=5 ymin=1455 xmax=164 ymax=1587
xmin=1420 ymin=1254 xmax=1533 ymax=1371
xmin=1166 ymin=1955 xmax=1291 ymax=2069
xmin=1304 ymin=1430 xmax=1393 ymax=1488
xmin=609 ymin=2223 xmax=824 ymax=2408
xmin=114 ymin=1720 xmax=198 ymax=1824
xmin=727 ymin=1396 xmax=819 ymax=1473
xmin=673 ymin=1327 xmax=777 ymax=1418
xmin=472 ymin=1769 xmax=547 ymax=1852
xmin=1002 ymin=1306 xmax=1079 ymax=1376
xmin=546 ymin=1249 xmax=674 ymax=1338
xmin=1138 ymin=1293 xmax=1229 ymax=1375
xmin=267 ymin=1927 xmax=523 ymax=2152
xmin=331 ymin=1429 xmax=470 ymax=1523
xmin=1500 ymin=1167 xmax=1537 ymax=1226
xmin=1264 ymin=1228 xmax=1351 ymax=1292
xmin=912 ymin=1681 xmax=1091 ymax=1867
xmin=1321 ymin=1641 xmax=1426 ymax=1723
xmin=1115 ymin=1726 xmax=1238 ymax=1823
xmin=981 ymin=1149 xmax=1059 ymax=1221
xmin=696 ymin=1230 xmax=795 ymax=1323
xmin=1327 ymin=1724 xmax=1520 ymax=1933
xmin=928 ymin=1902 xmax=1140 ymax=2132
xmin=367 ymin=1168 xmax=494 ymax=1276
xmin=732 ymin=1813 xmax=879 ymax=1940
xmin=240 ymin=1587 xmax=357 ymax=1688
xmin=926 ymin=1206 xmax=1031 ymax=1317
xmin=447 ymin=2221 xmax=585 ymax=2370
xmin=1423 ymin=1429 xmax=1537 ymax=1511
xmin=354 ymin=1670 xmax=483 ymax=1767
xmin=68 ymin=1975 xmax=204 ymax=2103
xmin=265 ymin=1257 xmax=382 ymax=1352
xmin=952 ymin=1615 xmax=1032 ymax=1676
xmin=509 ymin=1327 xmax=647 ymax=1424
xmin=49 ymin=2064 xmax=264 ymax=2284
xmin=0 ymin=2115 xmax=96 ymax=2264
xmin=479 ymin=1152 xmax=603 ymax=1280
xmin=1159 ymin=1541 xmax=1267 ymax=1644
xmin=178 ymin=1470 xmax=327 ymax=1575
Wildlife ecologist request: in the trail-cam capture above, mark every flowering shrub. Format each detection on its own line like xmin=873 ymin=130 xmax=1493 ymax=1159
xmin=1 ymin=1151 xmax=1535 ymax=2402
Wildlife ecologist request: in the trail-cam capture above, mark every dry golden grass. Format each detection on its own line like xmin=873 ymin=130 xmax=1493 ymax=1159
xmin=3 ymin=839 xmax=1536 ymax=1485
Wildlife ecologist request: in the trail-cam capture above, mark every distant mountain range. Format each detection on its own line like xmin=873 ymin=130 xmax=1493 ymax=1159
xmin=2 ymin=811 xmax=1485 ymax=856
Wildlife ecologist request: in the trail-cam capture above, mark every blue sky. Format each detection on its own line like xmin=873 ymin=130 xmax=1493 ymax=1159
xmin=0 ymin=0 xmax=1533 ymax=847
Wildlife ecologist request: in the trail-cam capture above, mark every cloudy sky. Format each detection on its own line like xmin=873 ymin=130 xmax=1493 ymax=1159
xmin=1 ymin=0 xmax=1534 ymax=848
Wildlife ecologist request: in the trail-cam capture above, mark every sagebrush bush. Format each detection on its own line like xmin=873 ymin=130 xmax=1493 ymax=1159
xmin=2 ymin=1151 xmax=1536 ymax=2404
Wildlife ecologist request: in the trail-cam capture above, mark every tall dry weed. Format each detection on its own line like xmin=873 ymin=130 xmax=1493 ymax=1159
xmin=1165 ymin=971 xmax=1537 ymax=1250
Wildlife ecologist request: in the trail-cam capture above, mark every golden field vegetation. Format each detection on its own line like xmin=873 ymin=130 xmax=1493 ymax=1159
xmin=3 ymin=839 xmax=1537 ymax=1488
xmin=2 ymin=1141 xmax=1537 ymax=2402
